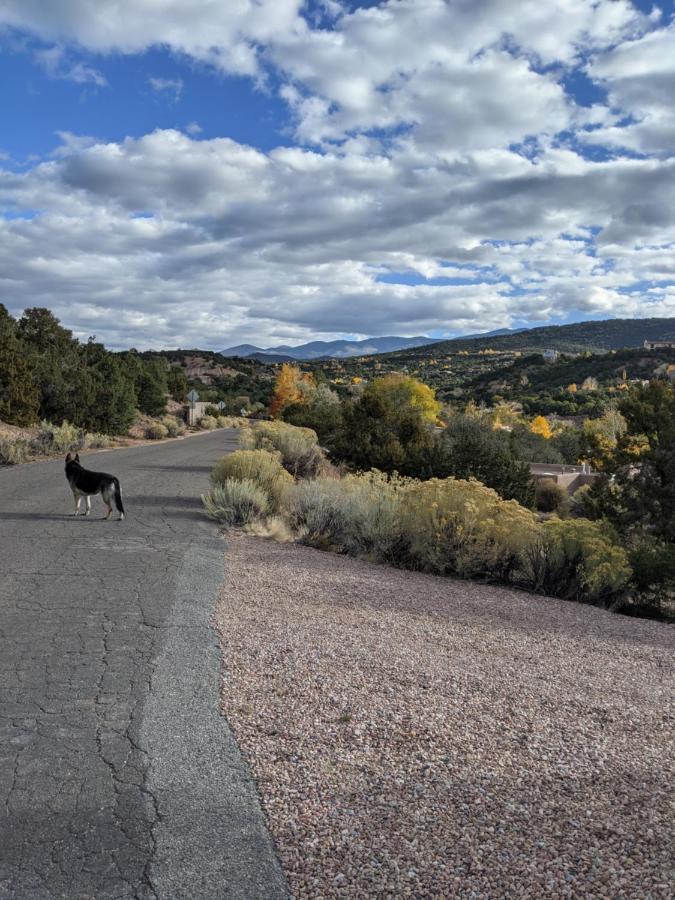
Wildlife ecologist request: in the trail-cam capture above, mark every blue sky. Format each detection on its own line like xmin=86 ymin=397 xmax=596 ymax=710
xmin=0 ymin=0 xmax=674 ymax=349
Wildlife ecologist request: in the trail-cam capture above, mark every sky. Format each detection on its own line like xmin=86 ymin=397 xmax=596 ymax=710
xmin=0 ymin=0 xmax=674 ymax=350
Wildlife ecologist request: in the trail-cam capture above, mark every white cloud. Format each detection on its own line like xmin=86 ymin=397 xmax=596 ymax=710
xmin=583 ymin=23 xmax=675 ymax=157
xmin=148 ymin=76 xmax=183 ymax=101
xmin=0 ymin=0 xmax=304 ymax=76
xmin=0 ymin=1 xmax=673 ymax=346
xmin=1 ymin=128 xmax=673 ymax=348
xmin=33 ymin=44 xmax=107 ymax=86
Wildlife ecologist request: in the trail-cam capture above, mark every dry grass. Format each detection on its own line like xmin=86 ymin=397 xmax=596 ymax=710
xmin=216 ymin=534 xmax=673 ymax=899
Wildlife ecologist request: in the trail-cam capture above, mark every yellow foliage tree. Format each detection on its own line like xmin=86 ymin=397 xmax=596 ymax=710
xmin=530 ymin=415 xmax=553 ymax=439
xmin=567 ymin=383 xmax=578 ymax=394
xmin=369 ymin=374 xmax=441 ymax=422
xmin=269 ymin=363 xmax=315 ymax=418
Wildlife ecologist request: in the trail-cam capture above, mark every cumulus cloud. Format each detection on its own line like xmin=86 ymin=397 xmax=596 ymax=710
xmin=0 ymin=0 xmax=304 ymax=76
xmin=0 ymin=0 xmax=673 ymax=347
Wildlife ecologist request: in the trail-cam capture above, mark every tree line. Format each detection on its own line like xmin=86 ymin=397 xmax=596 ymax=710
xmin=0 ymin=306 xmax=187 ymax=433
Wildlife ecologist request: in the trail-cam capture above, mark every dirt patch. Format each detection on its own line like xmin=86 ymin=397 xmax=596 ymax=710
xmin=216 ymin=534 xmax=673 ymax=899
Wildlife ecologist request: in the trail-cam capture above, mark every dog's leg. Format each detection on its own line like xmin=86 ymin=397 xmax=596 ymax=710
xmin=73 ymin=492 xmax=81 ymax=516
xmin=102 ymin=487 xmax=113 ymax=520
xmin=85 ymin=495 xmax=91 ymax=517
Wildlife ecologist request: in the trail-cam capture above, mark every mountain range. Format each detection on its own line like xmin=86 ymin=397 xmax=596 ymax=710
xmin=221 ymin=335 xmax=437 ymax=360
xmin=384 ymin=317 xmax=675 ymax=358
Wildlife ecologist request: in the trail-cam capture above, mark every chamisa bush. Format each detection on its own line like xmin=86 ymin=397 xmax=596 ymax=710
xmin=32 ymin=420 xmax=82 ymax=454
xmin=241 ymin=420 xmax=327 ymax=479
xmin=161 ymin=414 xmax=186 ymax=437
xmin=0 ymin=436 xmax=31 ymax=465
xmin=398 ymin=477 xmax=539 ymax=582
xmin=522 ymin=518 xmax=631 ymax=605
xmin=82 ymin=432 xmax=113 ymax=449
xmin=145 ymin=421 xmax=169 ymax=440
xmin=198 ymin=415 xmax=217 ymax=431
xmin=202 ymin=479 xmax=269 ymax=526
xmin=210 ymin=449 xmax=292 ymax=511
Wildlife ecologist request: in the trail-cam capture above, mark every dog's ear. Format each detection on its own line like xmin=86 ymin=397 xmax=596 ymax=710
xmin=74 ymin=453 xmax=80 ymax=462
xmin=66 ymin=453 xmax=72 ymax=462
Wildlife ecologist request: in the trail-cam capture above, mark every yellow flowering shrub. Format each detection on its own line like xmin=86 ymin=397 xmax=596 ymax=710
xmin=398 ymin=477 xmax=539 ymax=581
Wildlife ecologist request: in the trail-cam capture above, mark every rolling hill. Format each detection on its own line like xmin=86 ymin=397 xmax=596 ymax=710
xmin=385 ymin=318 xmax=675 ymax=359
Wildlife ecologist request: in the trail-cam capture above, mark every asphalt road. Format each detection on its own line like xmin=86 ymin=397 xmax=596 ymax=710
xmin=0 ymin=430 xmax=288 ymax=900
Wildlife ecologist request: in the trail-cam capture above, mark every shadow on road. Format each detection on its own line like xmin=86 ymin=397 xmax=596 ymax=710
xmin=0 ymin=511 xmax=93 ymax=521
xmin=129 ymin=494 xmax=203 ymax=507
xmin=138 ymin=464 xmax=214 ymax=473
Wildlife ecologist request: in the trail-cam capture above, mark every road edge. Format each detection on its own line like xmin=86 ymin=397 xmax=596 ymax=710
xmin=140 ymin=535 xmax=289 ymax=899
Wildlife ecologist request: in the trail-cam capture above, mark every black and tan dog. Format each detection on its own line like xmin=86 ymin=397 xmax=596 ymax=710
xmin=65 ymin=453 xmax=125 ymax=520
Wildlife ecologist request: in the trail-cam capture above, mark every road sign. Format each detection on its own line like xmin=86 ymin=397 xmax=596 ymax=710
xmin=217 ymin=400 xmax=226 ymax=410
xmin=187 ymin=389 xmax=200 ymax=403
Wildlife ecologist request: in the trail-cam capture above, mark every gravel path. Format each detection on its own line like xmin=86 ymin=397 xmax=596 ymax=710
xmin=216 ymin=534 xmax=673 ymax=899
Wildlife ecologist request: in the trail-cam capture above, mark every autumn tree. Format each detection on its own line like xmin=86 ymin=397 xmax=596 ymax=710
xmin=330 ymin=375 xmax=438 ymax=475
xmin=366 ymin=374 xmax=441 ymax=423
xmin=269 ymin=364 xmax=315 ymax=418
xmin=530 ymin=415 xmax=553 ymax=439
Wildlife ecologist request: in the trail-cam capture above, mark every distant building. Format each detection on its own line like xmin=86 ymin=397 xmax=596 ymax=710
xmin=542 ymin=349 xmax=559 ymax=362
xmin=644 ymin=339 xmax=675 ymax=350
xmin=529 ymin=462 xmax=599 ymax=495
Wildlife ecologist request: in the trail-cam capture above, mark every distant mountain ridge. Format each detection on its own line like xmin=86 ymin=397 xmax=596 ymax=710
xmin=221 ymin=335 xmax=437 ymax=360
xmin=383 ymin=318 xmax=675 ymax=359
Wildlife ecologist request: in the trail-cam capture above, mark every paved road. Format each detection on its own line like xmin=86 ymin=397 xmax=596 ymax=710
xmin=0 ymin=431 xmax=288 ymax=899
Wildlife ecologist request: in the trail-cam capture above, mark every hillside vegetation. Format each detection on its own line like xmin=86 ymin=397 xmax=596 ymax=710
xmin=395 ymin=317 xmax=675 ymax=357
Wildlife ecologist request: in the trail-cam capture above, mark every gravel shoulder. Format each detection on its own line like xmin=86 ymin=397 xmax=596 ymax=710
xmin=216 ymin=534 xmax=674 ymax=899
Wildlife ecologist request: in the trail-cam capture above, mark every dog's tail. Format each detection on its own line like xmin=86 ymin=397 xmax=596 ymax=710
xmin=113 ymin=477 xmax=125 ymax=517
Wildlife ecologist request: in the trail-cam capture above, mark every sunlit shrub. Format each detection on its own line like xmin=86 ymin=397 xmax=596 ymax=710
xmin=211 ymin=449 xmax=292 ymax=511
xmin=241 ymin=420 xmax=326 ymax=478
xmin=398 ymin=477 xmax=539 ymax=581
xmin=0 ymin=437 xmax=31 ymax=465
xmin=32 ymin=420 xmax=81 ymax=454
xmin=83 ymin=432 xmax=114 ymax=449
xmin=161 ymin=414 xmax=186 ymax=437
xmin=145 ymin=422 xmax=169 ymax=440
xmin=522 ymin=517 xmax=631 ymax=604
xmin=198 ymin=415 xmax=217 ymax=431
xmin=287 ymin=471 xmax=407 ymax=557
xmin=202 ymin=478 xmax=270 ymax=526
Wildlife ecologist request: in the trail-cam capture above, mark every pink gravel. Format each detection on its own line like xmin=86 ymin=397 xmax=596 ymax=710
xmin=215 ymin=534 xmax=674 ymax=899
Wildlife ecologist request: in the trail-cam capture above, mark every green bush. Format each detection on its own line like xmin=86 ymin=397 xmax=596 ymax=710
xmin=202 ymin=479 xmax=270 ymax=526
xmin=523 ymin=518 xmax=631 ymax=604
xmin=198 ymin=415 xmax=217 ymax=431
xmin=216 ymin=415 xmax=230 ymax=428
xmin=398 ymin=477 xmax=539 ymax=581
xmin=145 ymin=422 xmax=169 ymax=440
xmin=241 ymin=420 xmax=326 ymax=478
xmin=161 ymin=414 xmax=186 ymax=437
xmin=211 ymin=449 xmax=292 ymax=511
xmin=626 ymin=536 xmax=675 ymax=612
xmin=0 ymin=436 xmax=31 ymax=465
xmin=535 ymin=478 xmax=568 ymax=513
